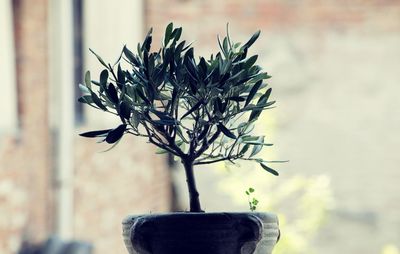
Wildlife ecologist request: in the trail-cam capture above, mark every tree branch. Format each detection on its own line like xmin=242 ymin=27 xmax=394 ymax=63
xmin=194 ymin=128 xmax=221 ymax=158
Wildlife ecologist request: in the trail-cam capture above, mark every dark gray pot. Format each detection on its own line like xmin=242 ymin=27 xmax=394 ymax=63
xmin=122 ymin=212 xmax=279 ymax=254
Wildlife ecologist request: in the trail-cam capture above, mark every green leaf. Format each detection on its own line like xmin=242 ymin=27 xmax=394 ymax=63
xmin=217 ymin=35 xmax=226 ymax=57
xmin=242 ymin=30 xmax=260 ymax=50
xmin=135 ymin=88 xmax=150 ymax=104
xmin=223 ymin=37 xmax=229 ymax=56
xmin=100 ymin=69 xmax=109 ymax=91
xmin=249 ymin=187 xmax=254 ymax=193
xmin=79 ymin=129 xmax=111 ymax=138
xmin=251 ymin=72 xmax=271 ymax=83
xmin=245 ymin=80 xmax=262 ymax=106
xmin=78 ymin=95 xmax=93 ymax=104
xmin=181 ymin=100 xmax=203 ymax=119
xmin=197 ymin=124 xmax=210 ymax=140
xmin=100 ymin=137 xmax=123 ymax=153
xmin=119 ymin=101 xmax=131 ymax=120
xmin=156 ymin=147 xmax=169 ymax=154
xmin=227 ymin=96 xmax=245 ymax=102
xmin=239 ymin=144 xmax=250 ymax=155
xmin=130 ymin=111 xmax=140 ymax=129
xmin=85 ymin=71 xmax=91 ymax=89
xmin=244 ymin=142 xmax=273 ymax=146
xmin=171 ymin=27 xmax=182 ymax=41
xmin=260 ymin=163 xmax=279 ymax=176
xmin=79 ymin=84 xmax=90 ymax=94
xmin=117 ymin=64 xmax=125 ymax=88
xmin=89 ymin=48 xmax=108 ymax=68
xmin=106 ymin=83 xmax=119 ymax=104
xmin=152 ymin=119 xmax=176 ymax=126
xmin=151 ymin=109 xmax=175 ymax=121
xmin=142 ymin=28 xmax=153 ymax=52
xmin=123 ymin=46 xmax=140 ymax=66
xmin=244 ymin=55 xmax=258 ymax=69
xmin=218 ymin=123 xmax=237 ymax=139
xmin=241 ymin=135 xmax=259 ymax=142
xmin=164 ymin=22 xmax=173 ymax=45
xmin=91 ymin=92 xmax=107 ymax=111
xmin=250 ymin=136 xmax=264 ymax=157
xmin=105 ymin=124 xmax=127 ymax=144
xmin=249 ymin=88 xmax=272 ymax=121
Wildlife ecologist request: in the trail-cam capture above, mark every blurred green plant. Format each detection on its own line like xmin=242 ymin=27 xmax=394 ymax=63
xmin=245 ymin=187 xmax=259 ymax=211
xmin=219 ymin=165 xmax=334 ymax=254
xmin=381 ymin=244 xmax=399 ymax=254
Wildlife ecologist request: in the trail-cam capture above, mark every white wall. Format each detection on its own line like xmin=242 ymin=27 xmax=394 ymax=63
xmin=83 ymin=0 xmax=144 ymax=127
xmin=0 ymin=0 xmax=18 ymax=135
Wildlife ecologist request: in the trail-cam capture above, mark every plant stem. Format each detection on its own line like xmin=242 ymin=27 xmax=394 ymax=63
xmin=182 ymin=158 xmax=203 ymax=212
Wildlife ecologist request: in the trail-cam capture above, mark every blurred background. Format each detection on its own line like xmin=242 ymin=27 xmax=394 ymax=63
xmin=1 ymin=0 xmax=399 ymax=253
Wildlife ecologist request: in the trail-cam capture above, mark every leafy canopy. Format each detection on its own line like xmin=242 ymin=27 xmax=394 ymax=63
xmin=79 ymin=23 xmax=281 ymax=175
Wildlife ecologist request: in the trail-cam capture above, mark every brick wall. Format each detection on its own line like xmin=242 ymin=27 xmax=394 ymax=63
xmin=146 ymin=0 xmax=400 ymax=35
xmin=0 ymin=1 xmax=172 ymax=254
xmin=0 ymin=0 xmax=51 ymax=252
xmin=73 ymin=137 xmax=171 ymax=253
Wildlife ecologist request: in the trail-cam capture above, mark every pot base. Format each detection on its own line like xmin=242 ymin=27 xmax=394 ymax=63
xmin=122 ymin=212 xmax=279 ymax=254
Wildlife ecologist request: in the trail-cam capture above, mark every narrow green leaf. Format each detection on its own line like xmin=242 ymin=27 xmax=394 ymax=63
xmin=181 ymin=100 xmax=203 ymax=119
xmin=152 ymin=119 xmax=176 ymax=126
xmin=228 ymin=96 xmax=246 ymax=102
xmin=217 ymin=35 xmax=226 ymax=56
xmin=223 ymin=37 xmax=229 ymax=56
xmin=123 ymin=46 xmax=140 ymax=66
xmin=244 ymin=55 xmax=258 ymax=69
xmin=79 ymin=129 xmax=111 ymax=138
xmin=156 ymin=148 xmax=169 ymax=154
xmin=251 ymin=72 xmax=271 ymax=83
xmin=106 ymin=83 xmax=119 ymax=104
xmin=91 ymin=92 xmax=107 ymax=111
xmin=172 ymin=27 xmax=182 ymax=41
xmin=241 ymin=135 xmax=259 ymax=142
xmin=136 ymin=88 xmax=150 ymax=104
xmin=79 ymin=84 xmax=90 ymax=94
xmin=218 ymin=123 xmax=237 ymax=139
xmin=85 ymin=71 xmax=91 ymax=89
xmin=78 ymin=95 xmax=93 ymax=104
xmin=250 ymin=136 xmax=264 ymax=157
xmin=249 ymin=88 xmax=272 ymax=121
xmin=164 ymin=22 xmax=173 ymax=45
xmin=117 ymin=64 xmax=125 ymax=88
xmin=242 ymin=30 xmax=260 ymax=50
xmin=119 ymin=101 xmax=131 ymax=120
xmin=245 ymin=80 xmax=262 ymax=106
xmin=100 ymin=69 xmax=109 ymax=90
xmin=100 ymin=138 xmax=123 ymax=153
xmin=142 ymin=28 xmax=153 ymax=52
xmin=151 ymin=109 xmax=174 ymax=121
xmin=105 ymin=124 xmax=127 ymax=144
xmin=130 ymin=111 xmax=140 ymax=129
xmin=197 ymin=124 xmax=210 ymax=141
xmin=89 ymin=48 xmax=108 ymax=68
xmin=239 ymin=144 xmax=250 ymax=155
xmin=244 ymin=141 xmax=273 ymax=146
xmin=260 ymin=163 xmax=279 ymax=176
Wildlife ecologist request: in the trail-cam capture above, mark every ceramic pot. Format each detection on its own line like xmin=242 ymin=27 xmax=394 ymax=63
xmin=122 ymin=212 xmax=279 ymax=254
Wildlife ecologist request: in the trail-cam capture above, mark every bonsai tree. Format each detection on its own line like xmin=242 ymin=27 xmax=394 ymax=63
xmin=79 ymin=23 xmax=279 ymax=212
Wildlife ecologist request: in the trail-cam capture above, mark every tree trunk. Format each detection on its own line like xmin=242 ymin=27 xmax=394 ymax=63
xmin=182 ymin=159 xmax=203 ymax=212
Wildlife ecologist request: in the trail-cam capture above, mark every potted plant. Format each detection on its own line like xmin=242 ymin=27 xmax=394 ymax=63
xmin=79 ymin=23 xmax=280 ymax=254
